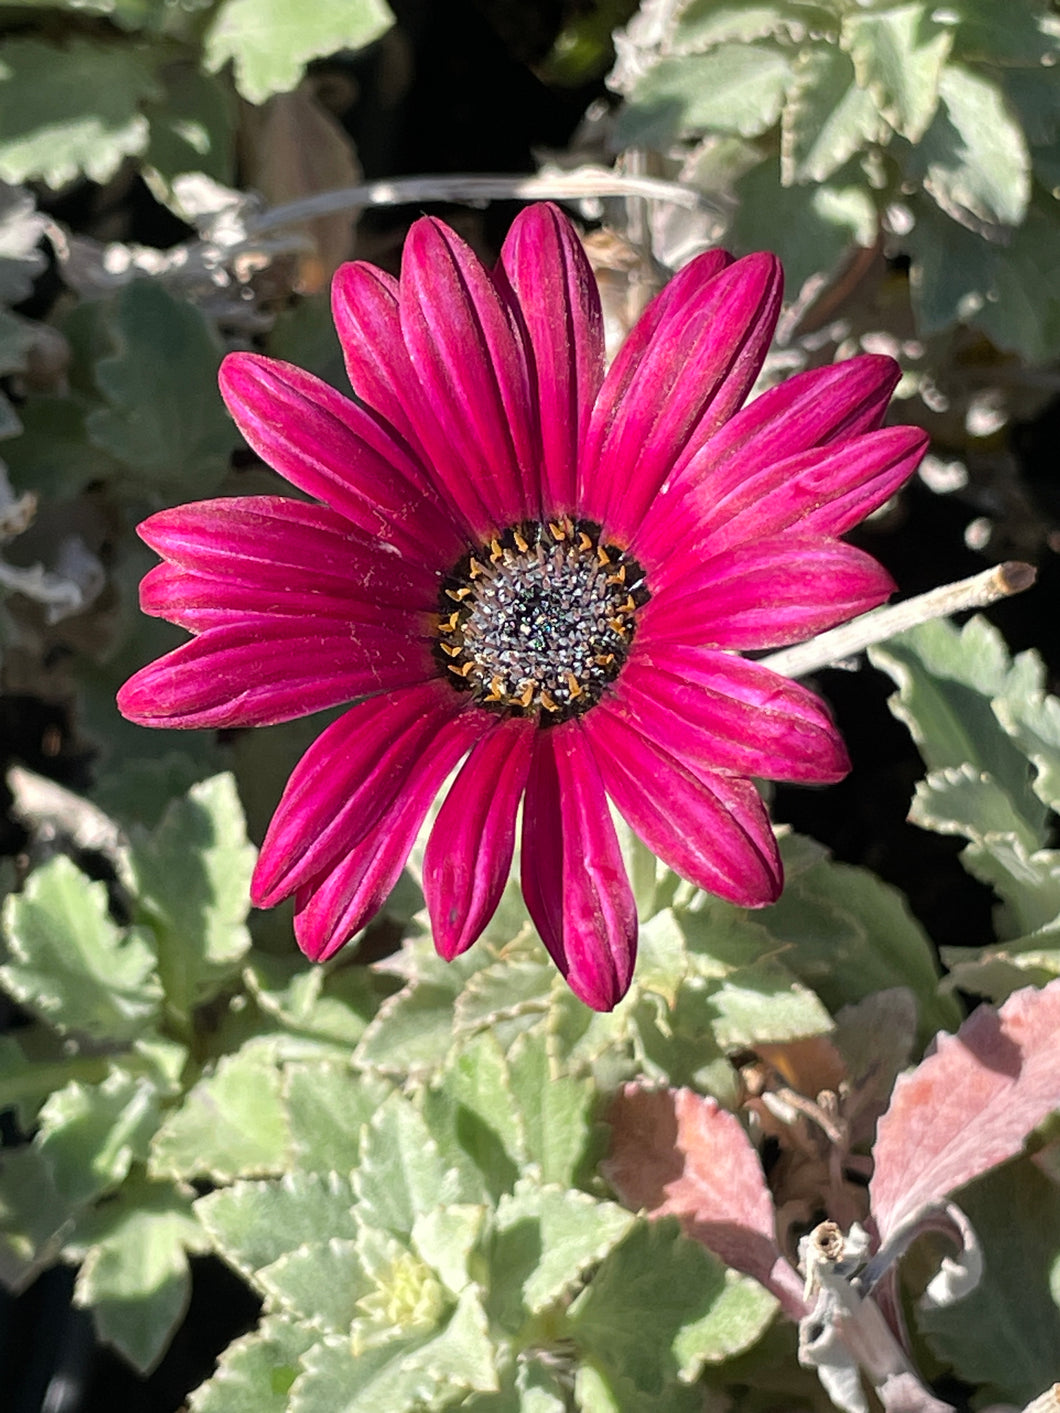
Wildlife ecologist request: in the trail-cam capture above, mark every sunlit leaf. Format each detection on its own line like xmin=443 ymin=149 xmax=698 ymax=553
xmin=841 ymin=2 xmax=952 ymax=142
xmin=196 ymin=1171 xmax=357 ymax=1281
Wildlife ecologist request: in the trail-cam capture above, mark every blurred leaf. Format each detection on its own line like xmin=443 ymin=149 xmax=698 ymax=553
xmin=257 ymin=1237 xmax=374 ymax=1329
xmin=756 ymin=835 xmax=960 ymax=1042
xmin=0 ymin=1145 xmax=71 ymax=1290
xmin=203 ymin=0 xmax=394 ymax=104
xmin=617 ymin=44 xmax=795 ymax=146
xmin=952 ymin=0 xmax=1060 ymax=64
xmin=910 ymin=64 xmax=1031 ymax=233
xmin=941 ymin=928 xmax=1060 ymax=1003
xmin=917 ymin=1158 xmax=1060 ymax=1403
xmin=0 ymin=38 xmax=159 ymax=186
xmin=188 ymin=1314 xmax=316 ymax=1413
xmin=871 ymin=980 xmax=1060 ymax=1244
xmin=37 ymin=1071 xmax=158 ymax=1206
xmin=411 ymin=1205 xmax=484 ymax=1299
xmin=73 ymin=1176 xmax=208 ymax=1374
xmin=2 ymin=394 xmax=125 ymax=500
xmin=150 ymin=1043 xmax=290 ymax=1182
xmin=127 ymin=773 xmax=255 ymax=1015
xmin=994 ymin=648 xmax=1060 ymax=813
xmin=731 ymin=158 xmax=877 ymax=296
xmin=0 ymin=854 xmax=162 ymax=1043
xmin=781 ymin=45 xmax=884 ymax=184
xmin=493 ymin=1182 xmax=634 ymax=1316
xmin=144 ymin=63 xmax=237 ymax=194
xmin=197 ymin=1171 xmax=357 ymax=1281
xmin=86 ymin=281 xmax=235 ymax=501
xmin=569 ymin=1219 xmax=775 ymax=1388
xmin=840 ymin=2 xmax=952 ymax=142
xmin=674 ymin=1 xmax=838 ymax=51
xmin=0 ymin=182 xmax=47 ymax=304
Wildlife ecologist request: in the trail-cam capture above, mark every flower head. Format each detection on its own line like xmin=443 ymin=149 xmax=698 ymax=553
xmin=118 ymin=204 xmax=926 ymax=1010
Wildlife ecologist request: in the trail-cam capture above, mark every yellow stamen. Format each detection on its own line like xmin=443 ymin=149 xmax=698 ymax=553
xmin=566 ymin=673 xmax=583 ymax=699
xmin=513 ymin=528 xmax=529 ymax=552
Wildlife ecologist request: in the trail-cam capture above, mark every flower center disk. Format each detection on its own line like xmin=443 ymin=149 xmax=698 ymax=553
xmin=436 ymin=518 xmax=649 ymax=721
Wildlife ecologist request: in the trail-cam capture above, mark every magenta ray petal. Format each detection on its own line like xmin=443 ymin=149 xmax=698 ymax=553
xmin=138 ymin=497 xmax=440 ymax=605
xmin=399 ymin=217 xmax=538 ymax=534
xmin=610 ymin=649 xmax=849 ymax=783
xmin=331 ymin=262 xmax=426 ymax=451
xmin=583 ymin=710 xmax=782 ymax=907
xmin=642 ymin=534 xmax=895 ymax=649
xmin=117 ymin=620 xmax=431 ymax=730
xmin=633 ymin=353 xmax=902 ymax=565
xmin=424 ymin=716 xmax=535 ymax=960
xmin=253 ymin=680 xmax=480 ymax=908
xmin=140 ymin=562 xmax=433 ymax=634
xmin=521 ymin=724 xmax=637 ymax=1011
xmin=292 ymin=710 xmax=486 ymax=962
xmin=497 ymin=203 xmax=604 ymax=517
xmin=219 ymin=354 xmax=463 ymax=564
xmin=580 ymin=252 xmax=782 ymax=541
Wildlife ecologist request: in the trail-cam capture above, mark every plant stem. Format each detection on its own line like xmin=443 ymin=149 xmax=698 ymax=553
xmin=762 ymin=562 xmax=1036 ymax=680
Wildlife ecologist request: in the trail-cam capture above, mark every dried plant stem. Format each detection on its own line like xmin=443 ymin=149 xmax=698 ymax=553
xmin=245 ymin=169 xmax=721 ymax=237
xmin=762 ymin=562 xmax=1037 ymax=680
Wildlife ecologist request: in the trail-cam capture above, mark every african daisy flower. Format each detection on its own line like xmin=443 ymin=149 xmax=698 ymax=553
xmin=118 ymin=203 xmax=927 ymax=1011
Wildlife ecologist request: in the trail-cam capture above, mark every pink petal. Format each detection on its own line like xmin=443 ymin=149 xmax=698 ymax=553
xmin=634 ymin=354 xmax=902 ymax=564
xmin=399 ymin=217 xmax=538 ymax=534
xmin=139 ymin=562 xmax=434 ymax=634
xmin=580 ymin=252 xmax=782 ymax=542
xmin=604 ymin=1085 xmax=808 ymax=1320
xmin=497 ymin=203 xmax=604 ymax=516
xmin=252 ymin=680 xmax=473 ymax=908
xmin=219 ymin=354 xmax=463 ymax=565
xmin=138 ymin=496 xmax=440 ymax=605
xmin=330 ymin=261 xmax=425 ymax=451
xmin=520 ymin=723 xmax=637 ymax=1011
xmin=608 ymin=648 xmax=849 ymax=783
xmin=423 ymin=716 xmax=535 ymax=960
xmin=116 ymin=620 xmax=431 ymax=730
xmin=292 ymin=709 xmax=486 ymax=962
xmin=641 ymin=534 xmax=895 ymax=650
xmin=583 ymin=709 xmax=781 ymax=907
xmin=651 ymin=425 xmax=928 ymax=569
xmin=871 ymin=979 xmax=1060 ymax=1245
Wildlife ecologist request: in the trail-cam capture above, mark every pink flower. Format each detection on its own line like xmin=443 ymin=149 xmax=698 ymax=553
xmin=118 ymin=204 xmax=926 ymax=1010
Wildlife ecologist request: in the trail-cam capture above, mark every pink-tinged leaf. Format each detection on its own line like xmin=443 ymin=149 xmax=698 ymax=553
xmin=870 ymin=979 xmax=1060 ymax=1244
xmin=603 ymin=1085 xmax=808 ymax=1319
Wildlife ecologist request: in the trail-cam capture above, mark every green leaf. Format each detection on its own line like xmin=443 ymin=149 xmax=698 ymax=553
xmin=1 ymin=854 xmax=162 ymax=1043
xmin=917 ymin=1158 xmax=1060 ymax=1402
xmin=284 ymin=1063 xmax=393 ymax=1174
xmin=203 ymin=0 xmax=394 ymax=103
xmin=354 ymin=1092 xmax=463 ymax=1240
xmin=73 ymin=1177 xmax=209 ymax=1374
xmin=86 ymin=281 xmax=235 ymax=500
xmin=410 ymin=1205 xmax=485 ymax=1299
xmin=841 ymin=2 xmax=952 ymax=142
xmin=0 ymin=38 xmax=159 ymax=186
xmin=673 ymin=1 xmax=838 ymax=51
xmin=127 ymin=774 xmax=255 ymax=1018
xmin=188 ymin=1315 xmax=317 ymax=1413
xmin=0 ymin=1145 xmax=72 ymax=1291
xmin=426 ymin=1034 xmax=524 ymax=1200
xmin=569 ymin=1219 xmax=771 ymax=1390
xmin=869 ymin=616 xmax=1047 ymax=834
xmin=150 ymin=1044 xmax=290 ymax=1182
xmin=731 ymin=157 xmax=878 ymax=296
xmin=37 ymin=1072 xmax=159 ymax=1206
xmin=143 ymin=64 xmax=237 ymax=193
xmin=940 ymin=926 xmax=1060 ymax=1003
xmin=506 ymin=1030 xmax=596 ymax=1188
xmin=781 ymin=45 xmax=885 ymax=184
xmin=993 ymin=648 xmax=1060 ymax=813
xmin=951 ymin=0 xmax=1060 ymax=65
xmin=574 ymin=1364 xmax=702 ymax=1413
xmin=618 ymin=44 xmax=795 ymax=147
xmin=911 ymin=64 xmax=1031 ymax=233
xmin=758 ymin=835 xmax=960 ymax=1041
xmin=257 ymin=1237 xmax=375 ymax=1329
xmin=1 ymin=394 xmax=124 ymax=500
xmin=494 ymin=1182 xmax=635 ymax=1316
xmin=196 ymin=1171 xmax=357 ymax=1280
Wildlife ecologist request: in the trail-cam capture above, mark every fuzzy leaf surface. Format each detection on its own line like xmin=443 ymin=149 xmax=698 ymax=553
xmin=188 ymin=1315 xmax=316 ymax=1413
xmin=871 ymin=980 xmax=1060 ymax=1243
xmin=840 ymin=2 xmax=952 ymax=141
xmin=196 ymin=1171 xmax=357 ymax=1281
xmin=0 ymin=855 xmax=162 ymax=1042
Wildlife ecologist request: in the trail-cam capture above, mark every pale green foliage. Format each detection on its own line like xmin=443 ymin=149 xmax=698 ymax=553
xmin=615 ymin=0 xmax=1060 ymax=357
xmin=872 ymin=616 xmax=1060 ymax=1001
